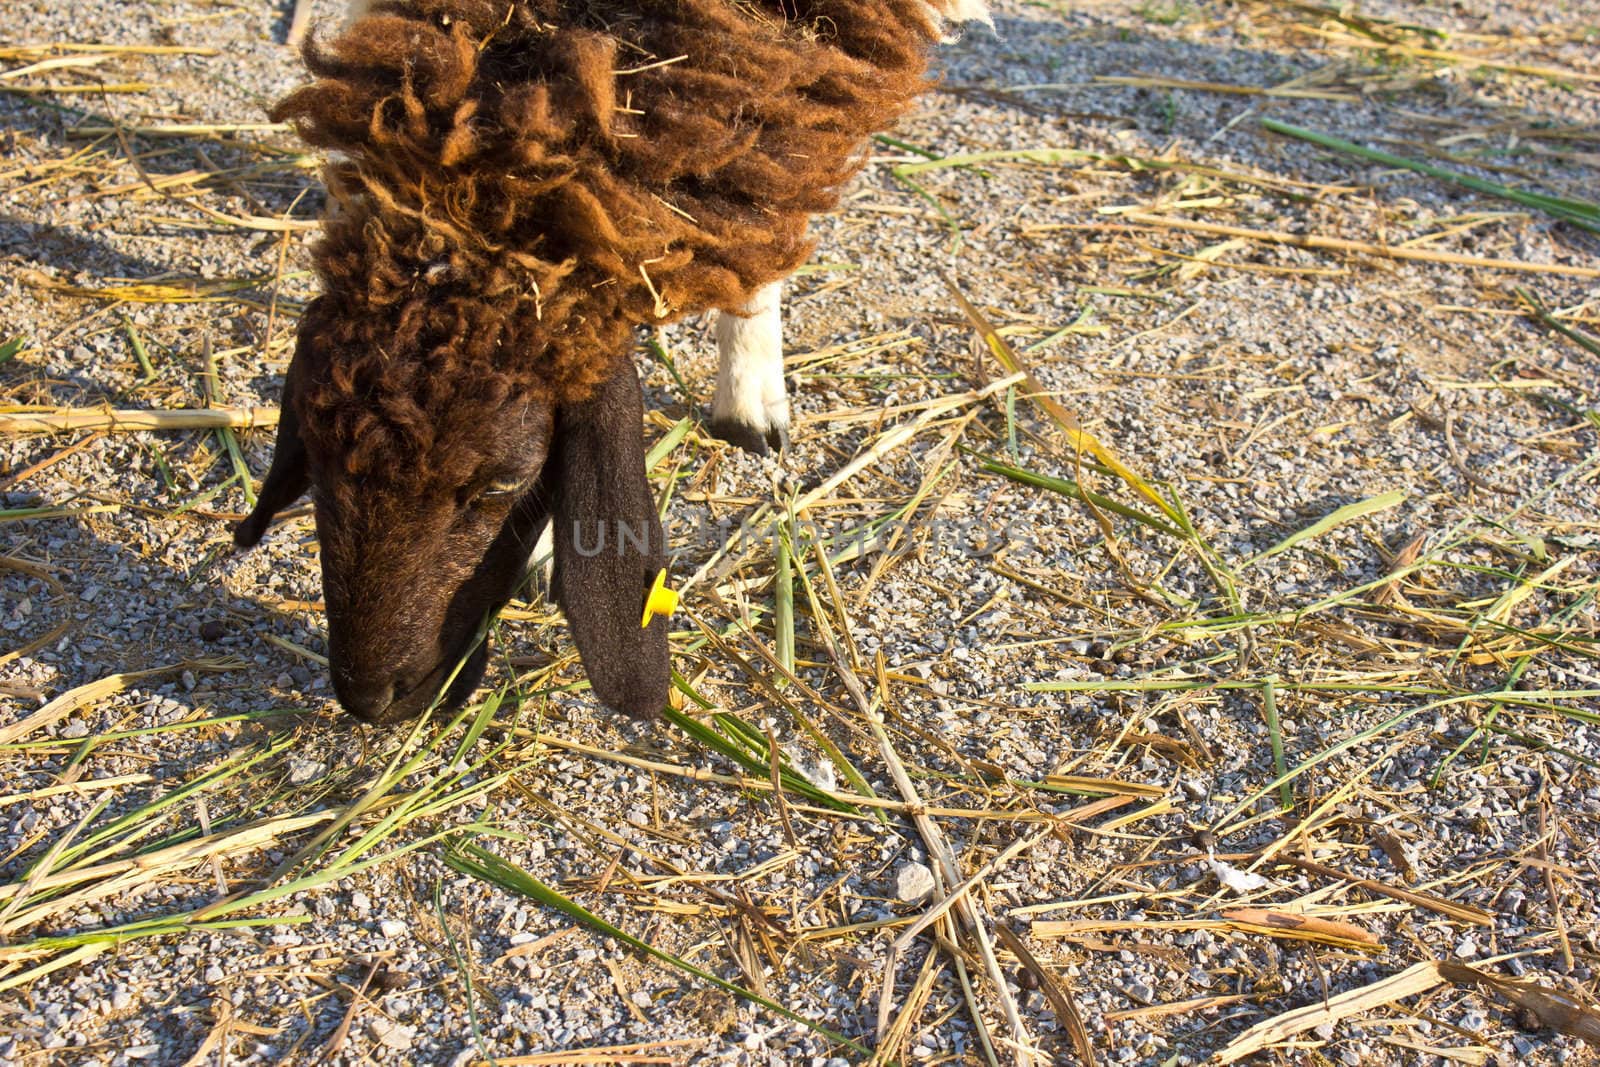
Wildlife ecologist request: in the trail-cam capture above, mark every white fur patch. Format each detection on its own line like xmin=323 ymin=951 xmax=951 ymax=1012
xmin=712 ymin=280 xmax=788 ymax=439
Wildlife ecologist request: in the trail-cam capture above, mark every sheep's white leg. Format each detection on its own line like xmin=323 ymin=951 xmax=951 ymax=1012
xmin=528 ymin=521 xmax=555 ymax=597
xmin=710 ymin=279 xmax=789 ymax=454
xmin=921 ymin=0 xmax=994 ymax=27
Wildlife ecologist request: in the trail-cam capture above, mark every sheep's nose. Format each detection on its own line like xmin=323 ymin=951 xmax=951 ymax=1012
xmin=334 ymin=675 xmax=395 ymax=722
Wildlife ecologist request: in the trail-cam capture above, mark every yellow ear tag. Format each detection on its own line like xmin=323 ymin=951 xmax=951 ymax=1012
xmin=641 ymin=569 xmax=678 ymax=629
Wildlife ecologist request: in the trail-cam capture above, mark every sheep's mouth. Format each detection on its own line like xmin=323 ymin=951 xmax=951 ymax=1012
xmin=344 ymin=640 xmax=491 ymax=725
xmin=328 ymin=502 xmax=546 ymax=726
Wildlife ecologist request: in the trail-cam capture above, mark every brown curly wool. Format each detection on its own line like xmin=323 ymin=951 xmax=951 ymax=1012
xmin=274 ymin=0 xmax=950 ymax=473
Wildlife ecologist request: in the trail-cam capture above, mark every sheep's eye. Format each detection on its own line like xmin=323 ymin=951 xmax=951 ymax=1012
xmin=468 ymin=478 xmax=526 ymax=508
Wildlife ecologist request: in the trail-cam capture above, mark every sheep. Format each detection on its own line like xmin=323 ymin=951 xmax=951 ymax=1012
xmin=236 ymin=0 xmax=991 ymax=724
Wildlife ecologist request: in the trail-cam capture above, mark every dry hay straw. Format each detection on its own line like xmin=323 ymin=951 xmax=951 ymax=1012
xmin=2 ymin=0 xmax=1600 ymax=1062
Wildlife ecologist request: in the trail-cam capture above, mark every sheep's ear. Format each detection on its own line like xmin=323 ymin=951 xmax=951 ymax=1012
xmin=234 ymin=348 xmax=311 ymax=549
xmin=545 ymin=360 xmax=669 ymax=718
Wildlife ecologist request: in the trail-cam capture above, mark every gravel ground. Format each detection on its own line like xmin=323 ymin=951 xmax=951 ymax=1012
xmin=2 ymin=1 xmax=1599 ymax=1064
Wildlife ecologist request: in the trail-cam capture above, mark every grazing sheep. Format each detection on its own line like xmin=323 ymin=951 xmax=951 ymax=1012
xmin=236 ymin=0 xmax=991 ymax=724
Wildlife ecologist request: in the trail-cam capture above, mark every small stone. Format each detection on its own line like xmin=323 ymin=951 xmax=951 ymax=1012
xmin=368 ymin=1018 xmax=415 ymax=1051
xmin=204 ymin=965 xmax=225 ymax=983
xmin=895 ymin=861 xmax=936 ymax=904
xmin=351 ymin=890 xmax=371 ymax=913
xmin=379 ymin=919 xmax=407 ymax=939
xmin=287 ymin=758 xmax=326 ymax=784
xmin=199 ymin=619 xmax=226 ymax=641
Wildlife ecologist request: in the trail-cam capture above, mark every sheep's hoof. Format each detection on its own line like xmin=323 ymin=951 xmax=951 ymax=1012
xmin=708 ymin=417 xmax=787 ymax=456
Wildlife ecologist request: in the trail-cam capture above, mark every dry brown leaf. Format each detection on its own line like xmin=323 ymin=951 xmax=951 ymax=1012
xmin=1220 ymin=907 xmax=1383 ymax=951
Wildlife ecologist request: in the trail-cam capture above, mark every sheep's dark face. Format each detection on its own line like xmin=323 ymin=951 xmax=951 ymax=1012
xmin=235 ymin=333 xmax=672 ymax=726
xmin=233 ymin=354 xmax=559 ymax=723
xmin=307 ymin=400 xmax=556 ymax=723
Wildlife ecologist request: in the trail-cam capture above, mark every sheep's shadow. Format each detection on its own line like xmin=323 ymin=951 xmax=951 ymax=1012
xmin=0 ymin=50 xmax=324 ymax=240
xmin=0 ymin=213 xmax=182 ymax=284
xmin=0 ymin=94 xmax=323 ymax=407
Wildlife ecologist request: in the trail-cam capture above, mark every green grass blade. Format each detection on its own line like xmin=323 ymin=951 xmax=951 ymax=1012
xmin=1004 ymin=383 xmax=1020 ymax=463
xmin=1262 ymin=118 xmax=1600 ymax=232
xmin=119 ymin=317 xmax=157 ymax=384
xmin=453 ymin=687 xmax=504 ymax=766
xmin=670 ymin=669 xmax=717 ymax=710
xmin=661 ymin=706 xmax=855 ymax=812
xmin=644 ymin=336 xmax=695 ymax=409
xmin=0 ymin=915 xmax=312 ymax=994
xmin=1514 ymin=287 xmax=1600 ymax=357
xmin=47 ymin=736 xmax=296 ymax=874
xmin=1262 ymin=677 xmax=1291 ymax=814
xmin=788 ymin=706 xmax=881 ymax=811
xmin=645 ymin=416 xmax=692 ymax=469
xmin=443 ymin=840 xmax=868 ymax=1055
xmin=434 ymin=877 xmax=490 ymax=1063
xmin=775 ymin=523 xmax=795 ymax=686
xmin=978 ymin=457 xmax=1184 ymax=539
xmin=1242 ymin=490 xmax=1407 ymax=568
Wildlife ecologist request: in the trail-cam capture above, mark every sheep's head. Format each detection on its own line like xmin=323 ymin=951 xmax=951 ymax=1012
xmin=234 ymin=302 xmax=670 ymax=725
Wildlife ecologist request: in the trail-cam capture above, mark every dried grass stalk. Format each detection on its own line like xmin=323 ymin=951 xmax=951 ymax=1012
xmin=1216 ymin=961 xmax=1447 ymax=1063
xmin=0 ymin=407 xmax=280 ymax=434
xmin=1121 ymin=212 xmax=1600 ymax=278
